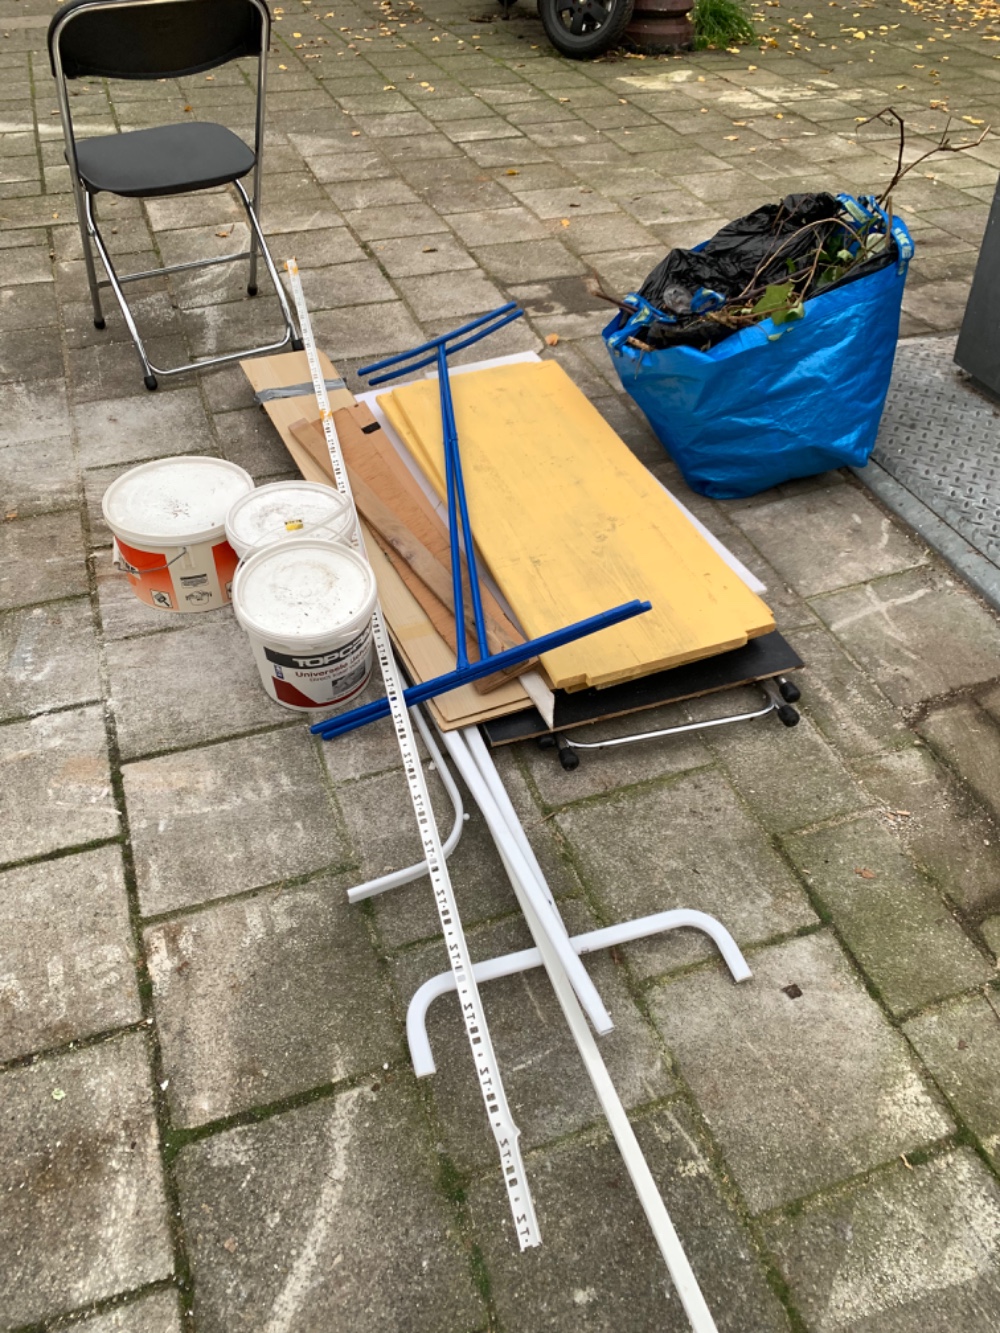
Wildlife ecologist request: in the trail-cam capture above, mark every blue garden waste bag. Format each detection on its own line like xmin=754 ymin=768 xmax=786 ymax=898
xmin=602 ymin=195 xmax=913 ymax=499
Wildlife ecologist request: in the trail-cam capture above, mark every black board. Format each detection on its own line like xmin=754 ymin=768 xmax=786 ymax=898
xmin=483 ymin=630 xmax=803 ymax=746
xmin=955 ymin=172 xmax=1000 ymax=391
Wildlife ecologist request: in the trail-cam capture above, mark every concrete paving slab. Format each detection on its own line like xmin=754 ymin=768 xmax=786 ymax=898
xmin=470 ymin=1102 xmax=790 ymax=1333
xmin=918 ymin=699 xmax=1000 ymax=826
xmin=0 ymin=509 xmax=88 ymax=611
xmin=0 ymin=704 xmax=118 ymax=864
xmin=851 ymin=744 xmax=1000 ymax=919
xmin=125 ymin=728 xmax=347 ymax=917
xmin=0 ymin=1033 xmax=172 ymax=1327
xmin=71 ymin=390 xmax=215 ymax=470
xmin=784 ymin=815 xmax=992 ymax=1014
xmin=0 ymin=846 xmax=139 ymax=1062
xmin=105 ymin=616 xmax=288 ymax=760
xmin=0 ymin=435 xmax=79 ymax=518
xmin=394 ymin=904 xmax=675 ymax=1170
xmin=731 ymin=485 xmax=928 ymax=598
xmin=790 ymin=624 xmax=910 ymax=759
xmin=704 ymin=710 xmax=869 ymax=835
xmin=146 ymin=876 xmax=399 ymax=1127
xmin=649 ymin=932 xmax=952 ymax=1214
xmin=176 ymin=1082 xmax=484 ymax=1333
xmin=763 ymin=1151 xmax=1000 ymax=1332
xmin=810 ymin=568 xmax=1000 ymax=708
xmin=556 ymin=768 xmax=817 ymax=982
xmin=904 ymin=995 xmax=1000 ymax=1168
xmin=0 ymin=599 xmax=102 ymax=722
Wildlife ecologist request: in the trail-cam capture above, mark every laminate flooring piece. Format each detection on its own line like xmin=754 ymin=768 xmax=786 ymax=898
xmin=379 ymin=360 xmax=775 ymax=690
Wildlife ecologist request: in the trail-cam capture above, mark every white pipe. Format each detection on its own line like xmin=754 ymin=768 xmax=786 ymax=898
xmin=450 ymin=723 xmax=722 ymax=1333
xmin=347 ymin=707 xmax=466 ymax=903
xmin=563 ymin=702 xmax=775 ymax=750
xmin=407 ymin=907 xmax=751 ymax=1077
xmin=438 ymin=728 xmax=615 ymax=1037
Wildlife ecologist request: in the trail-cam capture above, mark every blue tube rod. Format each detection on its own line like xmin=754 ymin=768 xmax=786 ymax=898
xmin=363 ymin=309 xmax=525 ymax=387
xmin=358 ymin=303 xmax=519 ymax=378
xmin=438 ymin=343 xmax=469 ymax=671
xmin=312 ymin=599 xmax=652 ymax=740
xmin=437 ymin=349 xmax=490 ymax=661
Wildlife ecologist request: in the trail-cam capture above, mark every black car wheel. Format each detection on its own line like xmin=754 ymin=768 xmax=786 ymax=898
xmin=538 ymin=0 xmax=634 ymax=58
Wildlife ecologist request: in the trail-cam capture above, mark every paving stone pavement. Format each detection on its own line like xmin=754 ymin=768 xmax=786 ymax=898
xmin=4 ymin=0 xmax=1000 ymax=1328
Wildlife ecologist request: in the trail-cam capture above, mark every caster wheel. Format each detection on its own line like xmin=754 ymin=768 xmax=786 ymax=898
xmin=556 ymin=736 xmax=579 ymax=770
xmin=143 ymin=373 xmax=158 ymax=391
xmin=291 ymin=336 xmax=305 ymax=352
xmin=247 ymin=283 xmax=258 ymax=296
xmin=537 ymin=734 xmax=557 ymax=749
xmin=776 ymin=703 xmax=800 ymax=727
xmin=93 ymin=317 xmax=106 ymax=330
xmin=778 ymin=677 xmax=801 ymax=704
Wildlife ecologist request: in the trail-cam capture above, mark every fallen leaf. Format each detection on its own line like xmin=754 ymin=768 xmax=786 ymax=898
xmin=351 ymin=129 xmax=361 ymax=136
xmin=724 ymin=134 xmax=739 ymax=140
xmin=183 ymin=104 xmax=193 ymax=112
xmin=52 ymin=1089 xmax=66 ymax=1101
xmin=422 ymin=245 xmax=437 ymax=252
xmin=963 ymin=115 xmax=985 ymax=125
xmin=223 ymin=1236 xmax=238 ymax=1253
xmin=278 ymin=63 xmax=288 ymax=69
xmin=545 ymin=333 xmax=559 ymax=346
xmin=559 ymin=218 xmax=570 ymax=227
xmin=505 ymin=168 xmax=519 ymax=176
xmin=4 ymin=509 xmax=18 ymax=521
xmin=854 ymin=867 xmax=876 ymax=879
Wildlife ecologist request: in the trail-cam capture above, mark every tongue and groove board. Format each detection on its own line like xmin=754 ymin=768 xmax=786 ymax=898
xmin=378 ymin=360 xmax=776 ymax=691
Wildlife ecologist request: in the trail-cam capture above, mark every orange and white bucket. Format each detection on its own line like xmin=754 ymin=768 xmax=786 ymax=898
xmin=102 ymin=457 xmax=254 ymax=613
xmin=232 ymin=539 xmax=378 ymax=711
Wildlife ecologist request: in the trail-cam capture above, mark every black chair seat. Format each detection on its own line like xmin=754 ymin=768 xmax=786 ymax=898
xmin=75 ymin=121 xmax=255 ymax=197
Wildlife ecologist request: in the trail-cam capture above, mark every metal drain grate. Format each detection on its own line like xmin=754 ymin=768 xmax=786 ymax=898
xmin=874 ymin=336 xmax=1000 ymax=570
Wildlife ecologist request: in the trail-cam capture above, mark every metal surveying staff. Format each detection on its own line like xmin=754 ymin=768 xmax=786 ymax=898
xmin=284 ymin=259 xmax=541 ymax=1250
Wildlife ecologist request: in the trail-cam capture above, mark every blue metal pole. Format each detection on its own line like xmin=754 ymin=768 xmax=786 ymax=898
xmin=437 ymin=347 xmax=489 ymax=660
xmin=359 ymin=304 xmax=519 ymax=378
xmin=438 ymin=342 xmax=469 ymax=670
xmin=363 ymin=309 xmax=526 ymax=387
xmin=312 ymin=599 xmax=652 ymax=740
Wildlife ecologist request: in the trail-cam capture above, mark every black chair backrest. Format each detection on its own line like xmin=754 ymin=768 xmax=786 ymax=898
xmin=49 ymin=0 xmax=266 ymax=81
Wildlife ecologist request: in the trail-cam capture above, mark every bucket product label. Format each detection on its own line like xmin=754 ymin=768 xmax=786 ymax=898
xmin=115 ymin=536 xmax=238 ymax=613
xmin=260 ymin=627 xmax=373 ymax=708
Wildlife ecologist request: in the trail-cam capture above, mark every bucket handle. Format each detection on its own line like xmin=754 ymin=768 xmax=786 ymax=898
xmin=112 ymin=541 xmax=190 ymax=574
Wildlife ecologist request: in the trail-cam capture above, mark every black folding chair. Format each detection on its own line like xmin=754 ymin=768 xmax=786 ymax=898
xmin=48 ymin=0 xmax=303 ymax=390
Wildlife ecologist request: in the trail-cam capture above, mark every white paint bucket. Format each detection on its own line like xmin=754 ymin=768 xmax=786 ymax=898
xmin=102 ymin=456 xmax=254 ymax=613
xmin=231 ymin=539 xmax=378 ymax=711
xmin=224 ymin=480 xmax=355 ymax=560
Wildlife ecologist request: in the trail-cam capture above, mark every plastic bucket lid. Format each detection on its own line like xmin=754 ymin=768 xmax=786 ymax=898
xmin=231 ymin=539 xmax=378 ymax=647
xmin=102 ymin=456 xmax=255 ymax=550
xmin=225 ymin=480 xmax=354 ymax=558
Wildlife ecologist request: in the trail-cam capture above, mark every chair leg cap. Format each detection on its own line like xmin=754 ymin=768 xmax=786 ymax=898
xmin=93 ymin=318 xmax=106 ymax=330
xmin=143 ymin=374 xmax=158 ymax=391
xmin=291 ymin=336 xmax=305 ymax=352
xmin=247 ymin=284 xmax=258 ymax=297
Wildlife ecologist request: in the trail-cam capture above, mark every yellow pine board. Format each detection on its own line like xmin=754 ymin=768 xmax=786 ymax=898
xmin=379 ymin=360 xmax=774 ymax=690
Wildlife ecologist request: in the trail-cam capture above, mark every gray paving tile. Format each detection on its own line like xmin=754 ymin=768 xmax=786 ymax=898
xmin=784 ymin=814 xmax=992 ymax=1014
xmin=106 ymin=616 xmax=287 ymax=760
xmin=394 ymin=268 xmax=506 ymax=319
xmin=0 ymin=599 xmax=102 ymax=721
xmin=732 ymin=485 xmax=929 ymax=598
xmin=905 ymin=995 xmax=1000 ymax=1167
xmin=146 ymin=876 xmax=398 ymax=1126
xmin=368 ymin=231 xmax=477 ymax=277
xmin=0 ymin=846 xmax=138 ymax=1062
xmin=471 ymin=1103 xmax=791 ymax=1333
xmin=811 ymin=568 xmax=1000 ymax=708
xmin=918 ymin=700 xmax=1000 ymax=826
xmin=72 ymin=389 xmax=215 ymax=469
xmin=0 ymin=435 xmax=79 ymax=518
xmin=0 ymin=509 xmax=88 ymax=610
xmin=650 ymin=932 xmax=952 ymax=1214
xmin=790 ymin=623 xmax=909 ymax=759
xmin=0 ymin=1034 xmax=172 ymax=1326
xmin=763 ymin=1150 xmax=1000 ymax=1331
xmin=445 ymin=205 xmax=551 ymax=246
xmin=176 ymin=1083 xmax=484 ymax=1333
xmin=125 ymin=727 xmax=345 ymax=916
xmin=0 ymin=705 xmax=118 ymax=864
xmin=556 ymin=768 xmax=817 ymax=982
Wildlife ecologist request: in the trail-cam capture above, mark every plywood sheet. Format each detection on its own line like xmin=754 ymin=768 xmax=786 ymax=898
xmin=379 ymin=360 xmax=775 ymax=690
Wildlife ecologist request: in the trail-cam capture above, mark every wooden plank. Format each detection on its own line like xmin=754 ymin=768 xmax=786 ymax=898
xmin=379 ymin=360 xmax=775 ymax=691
